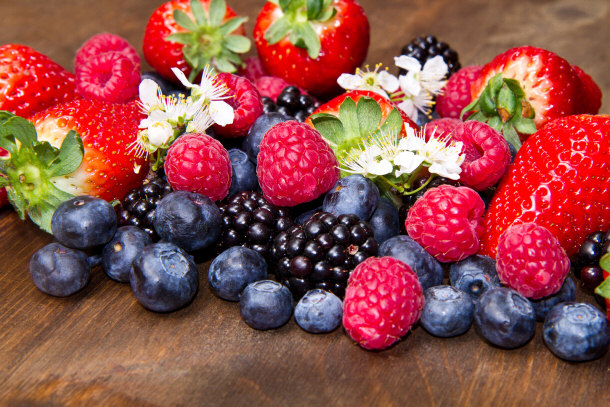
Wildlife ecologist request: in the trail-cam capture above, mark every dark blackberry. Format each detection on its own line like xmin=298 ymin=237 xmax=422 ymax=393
xmin=261 ymin=96 xmax=277 ymax=114
xmin=271 ymin=211 xmax=378 ymax=299
xmin=274 ymin=86 xmax=320 ymax=122
xmin=571 ymin=230 xmax=610 ymax=290
xmin=398 ymin=35 xmax=461 ymax=78
xmin=216 ymin=191 xmax=294 ymax=260
xmin=115 ymin=176 xmax=172 ymax=240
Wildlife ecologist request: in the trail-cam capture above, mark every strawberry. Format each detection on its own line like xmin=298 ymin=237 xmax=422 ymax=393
xmin=465 ymin=46 xmax=580 ymax=150
xmin=0 ymin=100 xmax=148 ymax=232
xmin=0 ymin=44 xmax=78 ymax=118
xmin=571 ymin=65 xmax=602 ymax=115
xmin=143 ymin=0 xmax=250 ymax=83
xmin=253 ymin=0 xmax=370 ymax=98
xmin=479 ymin=114 xmax=610 ymax=258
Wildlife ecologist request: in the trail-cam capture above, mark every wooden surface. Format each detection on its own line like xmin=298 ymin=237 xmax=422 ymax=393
xmin=1 ymin=1 xmax=609 ymax=406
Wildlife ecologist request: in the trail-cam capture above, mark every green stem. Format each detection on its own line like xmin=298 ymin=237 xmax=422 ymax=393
xmin=403 ymin=174 xmax=435 ymax=196
xmin=377 ymin=175 xmax=404 ymax=193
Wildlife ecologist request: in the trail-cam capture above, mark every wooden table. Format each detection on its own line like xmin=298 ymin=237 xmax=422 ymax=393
xmin=1 ymin=1 xmax=609 ymax=406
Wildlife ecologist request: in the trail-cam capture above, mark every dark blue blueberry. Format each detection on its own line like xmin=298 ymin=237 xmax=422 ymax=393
xmin=295 ymin=207 xmax=323 ymax=224
xmin=239 ymin=280 xmax=293 ymax=330
xmin=129 ymin=242 xmax=199 ymax=312
xmin=530 ymin=277 xmax=576 ymax=322
xmin=29 ymin=242 xmax=90 ymax=296
xmin=322 ymin=175 xmax=380 ymax=221
xmin=415 ymin=110 xmax=439 ymax=127
xmin=474 ymin=287 xmax=536 ymax=349
xmin=153 ymin=191 xmax=222 ymax=252
xmin=368 ymin=198 xmax=400 ymax=244
xmin=51 ymin=196 xmax=117 ymax=249
xmin=102 ymin=226 xmax=152 ymax=283
xmin=228 ymin=148 xmax=259 ymax=197
xmin=294 ymin=289 xmax=343 ymax=333
xmin=208 ymin=246 xmax=268 ymax=301
xmin=421 ymin=285 xmax=474 ymax=337
xmin=449 ymin=255 xmax=500 ymax=299
xmin=508 ymin=141 xmax=518 ymax=163
xmin=243 ymin=113 xmax=291 ymax=162
xmin=378 ymin=235 xmax=443 ymax=290
xmin=543 ymin=302 xmax=610 ymax=362
xmin=141 ymin=71 xmax=180 ymax=95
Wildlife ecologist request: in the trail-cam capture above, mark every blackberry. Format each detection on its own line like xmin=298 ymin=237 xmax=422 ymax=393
xmin=216 ymin=191 xmax=294 ymax=260
xmin=398 ymin=35 xmax=461 ymax=78
xmin=571 ymin=230 xmax=610 ymax=290
xmin=271 ymin=211 xmax=378 ymax=299
xmin=261 ymin=86 xmax=320 ymax=122
xmin=115 ymin=176 xmax=172 ymax=240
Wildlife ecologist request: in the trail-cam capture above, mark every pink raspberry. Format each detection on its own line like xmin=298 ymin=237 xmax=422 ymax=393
xmin=496 ymin=223 xmax=570 ymax=299
xmin=74 ymin=32 xmax=140 ymax=71
xmin=343 ymin=257 xmax=424 ymax=350
xmin=257 ymin=121 xmax=339 ymax=207
xmin=423 ymin=117 xmax=462 ymax=141
xmin=213 ymin=73 xmax=263 ymax=138
xmin=254 ymin=76 xmax=309 ymax=101
xmin=76 ymin=51 xmax=140 ymax=103
xmin=237 ymin=56 xmax=268 ymax=83
xmin=164 ymin=133 xmax=232 ymax=201
xmin=436 ymin=65 xmax=482 ymax=119
xmin=406 ymin=184 xmax=485 ymax=263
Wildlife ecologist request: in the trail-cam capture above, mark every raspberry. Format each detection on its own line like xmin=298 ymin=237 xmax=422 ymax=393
xmin=423 ymin=117 xmax=461 ymax=140
xmin=343 ymin=256 xmax=424 ymax=350
xmin=164 ymin=133 xmax=232 ymax=201
xmin=257 ymin=121 xmax=339 ymax=207
xmin=571 ymin=65 xmax=602 ymax=115
xmin=436 ymin=65 xmax=482 ymax=119
xmin=76 ymin=51 xmax=140 ymax=103
xmin=254 ymin=76 xmax=309 ymax=102
xmin=406 ymin=185 xmax=485 ymax=263
xmin=212 ymin=73 xmax=263 ymax=138
xmin=496 ymin=223 xmax=570 ymax=299
xmin=237 ymin=56 xmax=268 ymax=83
xmin=74 ymin=32 xmax=140 ymax=71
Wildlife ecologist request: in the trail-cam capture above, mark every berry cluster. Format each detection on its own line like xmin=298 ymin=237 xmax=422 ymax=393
xmin=261 ymin=86 xmax=320 ymax=122
xmin=398 ymin=35 xmax=461 ymax=78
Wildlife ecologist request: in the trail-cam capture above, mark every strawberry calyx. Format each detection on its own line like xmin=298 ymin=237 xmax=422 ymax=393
xmin=461 ymin=73 xmax=536 ymax=150
xmin=166 ymin=0 xmax=251 ymax=81
xmin=264 ymin=0 xmax=337 ymax=59
xmin=595 ymin=254 xmax=610 ymax=299
xmin=0 ymin=111 xmax=83 ymax=233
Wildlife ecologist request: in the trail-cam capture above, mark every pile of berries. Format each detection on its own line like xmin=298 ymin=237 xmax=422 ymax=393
xmin=261 ymin=86 xmax=320 ymax=122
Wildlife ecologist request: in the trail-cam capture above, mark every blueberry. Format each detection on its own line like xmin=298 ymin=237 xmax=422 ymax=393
xmin=51 ymin=196 xmax=117 ymax=249
xmin=322 ymin=175 xmax=380 ymax=221
xmin=102 ymin=226 xmax=152 ymax=283
xmin=474 ymin=287 xmax=536 ymax=349
xmin=543 ymin=302 xmax=609 ymax=362
xmin=449 ymin=255 xmax=500 ymax=299
xmin=239 ymin=280 xmax=293 ymax=330
xmin=529 ymin=277 xmax=576 ymax=321
xmin=129 ymin=242 xmax=199 ymax=312
xmin=29 ymin=242 xmax=90 ymax=296
xmin=208 ymin=246 xmax=268 ymax=301
xmin=228 ymin=148 xmax=259 ymax=197
xmin=243 ymin=113 xmax=291 ymax=162
xmin=153 ymin=191 xmax=222 ymax=252
xmin=294 ymin=289 xmax=343 ymax=333
xmin=378 ymin=235 xmax=443 ymax=290
xmin=421 ymin=285 xmax=474 ymax=337
xmin=295 ymin=206 xmax=323 ymax=224
xmin=368 ymin=198 xmax=400 ymax=244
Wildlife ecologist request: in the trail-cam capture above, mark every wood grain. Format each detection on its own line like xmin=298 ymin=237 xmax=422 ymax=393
xmin=0 ymin=1 xmax=609 ymax=406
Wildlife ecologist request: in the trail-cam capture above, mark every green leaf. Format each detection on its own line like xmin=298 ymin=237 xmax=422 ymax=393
xmin=487 ymin=116 xmax=502 ymax=132
xmin=2 ymin=116 xmax=37 ymax=149
xmin=600 ymin=253 xmax=610 ymax=272
xmin=33 ymin=142 xmax=58 ymax=167
xmin=222 ymin=50 xmax=243 ymax=65
xmin=460 ymin=100 xmax=479 ymax=120
xmin=488 ymin=73 xmax=504 ymax=96
xmin=511 ymin=116 xmax=537 ymax=135
xmin=502 ymin=122 xmax=522 ymax=150
xmin=380 ymin=108 xmax=404 ymax=137
xmin=173 ymin=9 xmax=198 ymax=32
xmin=6 ymin=187 xmax=26 ymax=220
xmin=356 ymin=97 xmax=382 ymax=138
xmin=0 ymin=176 xmax=9 ymax=188
xmin=307 ymin=0 xmax=323 ymax=19
xmin=214 ymin=57 xmax=236 ymax=73
xmin=208 ymin=0 xmax=226 ymax=26
xmin=480 ymin=88 xmax=497 ymax=116
xmin=294 ymin=22 xmax=321 ymax=59
xmin=264 ymin=17 xmax=292 ymax=44
xmin=165 ymin=32 xmax=195 ymax=45
xmin=279 ymin=0 xmax=292 ymax=12
xmin=497 ymin=84 xmax=517 ymax=118
xmin=315 ymin=6 xmax=336 ymax=22
xmin=468 ymin=111 xmax=487 ymax=123
xmin=48 ymin=130 xmax=84 ymax=177
xmin=190 ymin=0 xmax=208 ymax=25
xmin=224 ymin=35 xmax=251 ymax=53
xmin=504 ymin=78 xmax=525 ymax=98
xmin=219 ymin=17 xmax=248 ymax=36
xmin=338 ymin=97 xmax=359 ymax=140
xmin=311 ymin=114 xmax=344 ymax=146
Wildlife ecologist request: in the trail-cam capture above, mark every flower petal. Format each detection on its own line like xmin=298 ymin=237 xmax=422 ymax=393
xmin=147 ymin=121 xmax=174 ymax=147
xmin=171 ymin=67 xmax=194 ymax=88
xmin=368 ymin=159 xmax=393 ymax=176
xmin=422 ymin=56 xmax=448 ymax=81
xmin=394 ymin=55 xmax=421 ymax=73
xmin=396 ymin=100 xmax=418 ymax=122
xmin=399 ymin=73 xmax=422 ymax=97
xmin=337 ymin=73 xmax=363 ymax=90
xmin=378 ymin=71 xmax=399 ymax=93
xmin=139 ymin=79 xmax=162 ymax=108
xmin=210 ymin=100 xmax=235 ymax=126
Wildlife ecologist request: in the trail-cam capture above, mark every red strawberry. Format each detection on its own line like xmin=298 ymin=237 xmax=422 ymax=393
xmin=479 ymin=114 xmax=610 ymax=258
xmin=143 ymin=0 xmax=250 ymax=83
xmin=0 ymin=44 xmax=78 ymax=118
xmin=0 ymin=99 xmax=148 ymax=232
xmin=571 ymin=65 xmax=602 ymax=115
xmin=253 ymin=0 xmax=370 ymax=98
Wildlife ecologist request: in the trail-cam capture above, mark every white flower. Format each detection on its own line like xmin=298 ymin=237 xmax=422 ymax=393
xmin=138 ymin=79 xmax=164 ymax=113
xmin=147 ymin=120 xmax=174 ymax=147
xmin=341 ymin=144 xmax=393 ymax=177
xmin=394 ymin=55 xmax=448 ymax=96
xmin=394 ymin=150 xmax=424 ymax=177
xmin=396 ymin=91 xmax=434 ymax=122
xmin=186 ymin=107 xmax=214 ymax=133
xmin=337 ymin=64 xmax=399 ymax=99
xmin=209 ymin=100 xmax=234 ymax=126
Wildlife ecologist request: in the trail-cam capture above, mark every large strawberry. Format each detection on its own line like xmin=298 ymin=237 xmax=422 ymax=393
xmin=465 ymin=46 xmax=580 ymax=150
xmin=253 ymin=0 xmax=370 ymax=98
xmin=143 ymin=0 xmax=250 ymax=83
xmin=479 ymin=114 xmax=610 ymax=258
xmin=0 ymin=100 xmax=148 ymax=232
xmin=0 ymin=44 xmax=78 ymax=118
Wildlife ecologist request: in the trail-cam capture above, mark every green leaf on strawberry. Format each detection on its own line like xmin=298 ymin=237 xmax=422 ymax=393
xmin=595 ymin=253 xmax=610 ymax=299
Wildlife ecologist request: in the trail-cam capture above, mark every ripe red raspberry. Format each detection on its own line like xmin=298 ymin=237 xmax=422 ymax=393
xmin=406 ymin=184 xmax=485 ymax=263
xmin=496 ymin=223 xmax=570 ymax=299
xmin=257 ymin=121 xmax=339 ymax=207
xmin=254 ymin=76 xmax=309 ymax=100
xmin=212 ymin=73 xmax=263 ymax=138
xmin=164 ymin=133 xmax=232 ymax=201
xmin=343 ymin=256 xmax=424 ymax=350
xmin=436 ymin=65 xmax=482 ymax=119
xmin=74 ymin=33 xmax=140 ymax=71
xmin=423 ymin=117 xmax=461 ymax=141
xmin=571 ymin=65 xmax=602 ymax=115
xmin=76 ymin=51 xmax=140 ymax=103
